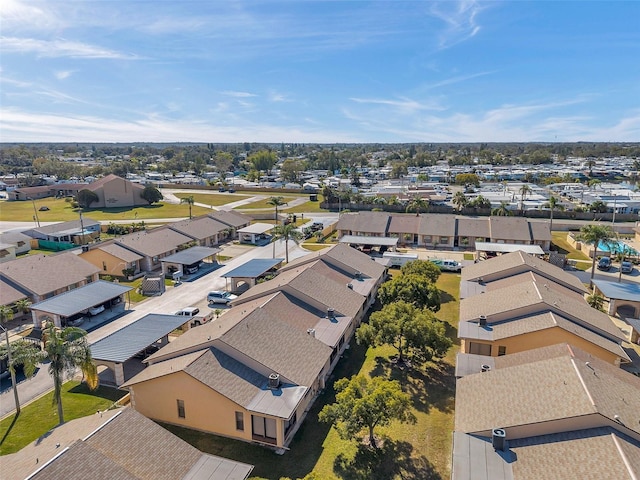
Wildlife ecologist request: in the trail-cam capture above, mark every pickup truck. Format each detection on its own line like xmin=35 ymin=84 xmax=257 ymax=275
xmin=430 ymin=259 xmax=462 ymax=272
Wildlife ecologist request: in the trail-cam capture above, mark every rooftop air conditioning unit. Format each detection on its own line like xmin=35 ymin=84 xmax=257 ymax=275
xmin=268 ymin=373 xmax=280 ymax=389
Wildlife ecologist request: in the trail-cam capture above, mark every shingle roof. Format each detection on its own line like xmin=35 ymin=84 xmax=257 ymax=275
xmin=454 ymin=343 xmax=640 ymax=438
xmin=31 ymin=218 xmax=100 ymax=235
xmin=388 ymin=214 xmax=420 ymax=234
xmin=322 ymin=243 xmax=387 ymax=279
xmin=461 ymin=251 xmax=588 ymax=294
xmin=417 ymin=213 xmax=457 ymax=236
xmin=456 ymin=217 xmax=490 ymax=238
xmin=336 ymin=211 xmax=390 ymax=234
xmin=169 ymin=216 xmax=229 ymax=240
xmin=489 ymin=216 xmax=532 ymax=241
xmin=0 ymin=231 xmax=32 ymax=247
xmin=207 ymin=210 xmax=252 ymax=228
xmin=0 ymin=277 xmax=28 ymax=305
xmin=485 ymin=270 xmax=586 ymax=299
xmin=460 ymin=280 xmax=625 ymax=340
xmin=96 ymin=242 xmax=143 ymax=262
xmin=528 ymin=220 xmax=552 ymax=241
xmin=0 ymin=253 xmax=99 ymax=296
xmin=115 ymin=228 xmax=192 ymax=257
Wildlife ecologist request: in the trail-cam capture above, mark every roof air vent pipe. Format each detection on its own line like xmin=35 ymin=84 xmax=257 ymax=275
xmin=479 ymin=315 xmax=487 ymax=327
xmin=268 ymin=373 xmax=280 ymax=389
xmin=492 ymin=428 xmax=507 ymax=451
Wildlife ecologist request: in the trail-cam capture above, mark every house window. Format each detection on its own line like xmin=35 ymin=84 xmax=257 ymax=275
xmin=439 ymin=236 xmax=448 ymax=244
xmin=102 ymin=261 xmax=107 ymax=271
xmin=252 ymin=415 xmax=277 ymax=444
xmin=423 ymin=235 xmax=432 ymax=244
xmin=468 ymin=342 xmax=492 ymax=356
xmin=235 ymin=411 xmax=244 ymax=431
xmin=177 ymin=399 xmax=185 ymax=418
xmin=498 ymin=346 xmax=507 ymax=356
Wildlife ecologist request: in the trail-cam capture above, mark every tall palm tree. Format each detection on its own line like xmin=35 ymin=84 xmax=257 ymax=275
xmin=14 ymin=299 xmax=32 ymax=319
xmin=0 ymin=337 xmax=42 ymax=414
xmin=405 ymin=196 xmax=429 ymax=215
xmin=271 ymin=223 xmax=304 ymax=263
xmin=578 ymin=224 xmax=616 ymax=284
xmin=518 ymin=184 xmax=532 ymax=215
xmin=547 ymin=196 xmax=560 ymax=231
xmin=43 ymin=322 xmax=98 ymax=424
xmin=180 ymin=195 xmax=194 ymax=219
xmin=452 ymin=191 xmax=468 ymax=212
xmin=267 ymin=196 xmax=287 ymax=223
xmin=491 ymin=201 xmax=512 ymax=216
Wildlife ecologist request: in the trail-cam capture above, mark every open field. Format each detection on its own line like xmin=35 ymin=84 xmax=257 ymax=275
xmin=173 ymin=192 xmax=251 ymax=206
xmin=166 ymin=271 xmax=460 ymax=480
xmin=0 ymin=381 xmax=126 ymax=455
xmin=0 ymin=198 xmax=211 ymax=222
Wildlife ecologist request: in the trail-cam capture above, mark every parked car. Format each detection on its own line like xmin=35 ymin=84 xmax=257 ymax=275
xmin=184 ymin=263 xmax=200 ymax=275
xmin=134 ymin=344 xmax=160 ymax=359
xmin=88 ymin=305 xmax=105 ymax=316
xmin=597 ymin=256 xmax=611 ymax=271
xmin=207 ymin=291 xmax=238 ymax=305
xmin=621 ymin=261 xmax=634 ymax=274
xmin=174 ymin=307 xmax=200 ymax=317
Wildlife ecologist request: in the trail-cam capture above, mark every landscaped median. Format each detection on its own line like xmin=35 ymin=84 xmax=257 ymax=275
xmin=0 ymin=381 xmax=126 ymax=455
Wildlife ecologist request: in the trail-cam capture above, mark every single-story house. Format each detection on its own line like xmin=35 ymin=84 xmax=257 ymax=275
xmin=207 ymin=211 xmax=253 ymax=239
xmin=168 ymin=215 xmax=230 ymax=247
xmin=23 ymin=218 xmax=101 ymax=247
xmin=81 ymin=174 xmax=148 ymax=208
xmin=0 ymin=231 xmax=32 ymax=255
xmin=114 ymin=228 xmax=194 ymax=272
xmin=79 ymin=241 xmax=144 ymax=278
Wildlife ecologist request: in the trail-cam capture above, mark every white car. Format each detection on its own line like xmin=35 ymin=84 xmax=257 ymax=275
xmin=88 ymin=305 xmax=105 ymax=316
xmin=174 ymin=307 xmax=200 ymax=317
xmin=207 ymin=291 xmax=238 ymax=305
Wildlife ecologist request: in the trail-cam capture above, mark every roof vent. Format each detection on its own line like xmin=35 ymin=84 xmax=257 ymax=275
xmin=327 ymin=308 xmax=335 ymax=318
xmin=479 ymin=315 xmax=487 ymax=327
xmin=268 ymin=373 xmax=280 ymax=389
xmin=81 ymin=245 xmax=89 ymax=252
xmin=347 ymin=283 xmax=354 ymax=289
xmin=481 ymin=364 xmax=491 ymax=372
xmin=492 ymin=428 xmax=507 ymax=451
xmin=354 ymin=271 xmax=362 ymax=280
xmin=307 ymin=328 xmax=316 ymax=338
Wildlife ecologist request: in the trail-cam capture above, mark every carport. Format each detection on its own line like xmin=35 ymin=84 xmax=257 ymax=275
xmin=222 ymin=258 xmax=284 ymax=292
xmin=338 ymin=235 xmax=399 ymax=251
xmin=237 ymin=223 xmax=273 ymax=245
xmin=592 ymin=279 xmax=640 ymax=319
xmin=160 ymin=246 xmax=221 ymax=278
xmin=474 ymin=241 xmax=545 ymax=260
xmin=90 ymin=313 xmax=191 ymax=386
xmin=30 ymin=280 xmax=132 ymax=329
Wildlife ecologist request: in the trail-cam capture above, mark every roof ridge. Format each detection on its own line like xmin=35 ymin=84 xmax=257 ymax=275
xmin=569 ymin=357 xmax=599 ymax=413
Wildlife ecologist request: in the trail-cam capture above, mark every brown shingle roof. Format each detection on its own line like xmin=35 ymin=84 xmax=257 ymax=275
xmin=207 ymin=210 xmax=252 ymax=228
xmin=489 ymin=216 xmax=531 ymax=241
xmin=486 ymin=271 xmax=585 ymax=299
xmin=0 ymin=277 xmax=27 ymax=305
xmin=0 ymin=253 xmax=99 ymax=296
xmin=417 ymin=213 xmax=457 ymax=236
xmin=336 ymin=211 xmax=390 ymax=235
xmin=97 ymin=242 xmax=143 ymax=262
xmin=169 ymin=216 xmax=229 ymax=240
xmin=388 ymin=214 xmax=420 ymax=234
xmin=528 ymin=220 xmax=552 ymax=241
xmin=115 ymin=228 xmax=192 ymax=257
xmin=456 ymin=217 xmax=490 ymax=238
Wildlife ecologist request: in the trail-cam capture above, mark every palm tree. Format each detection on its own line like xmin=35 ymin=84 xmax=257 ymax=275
xmin=518 ymin=184 xmax=532 ymax=215
xmin=586 ymin=292 xmax=605 ymax=311
xmin=578 ymin=224 xmax=616 ymax=284
xmin=0 ymin=335 xmax=42 ymax=415
xmin=0 ymin=304 xmax=13 ymax=326
xmin=546 ymin=196 xmax=560 ymax=231
xmin=405 ymin=196 xmax=429 ymax=215
xmin=14 ymin=299 xmax=32 ymax=319
xmin=43 ymin=322 xmax=98 ymax=424
xmin=452 ymin=191 xmax=468 ymax=212
xmin=267 ymin=196 xmax=287 ymax=223
xmin=180 ymin=195 xmax=195 ymax=219
xmin=271 ymin=223 xmax=304 ymax=263
xmin=491 ymin=201 xmax=512 ymax=216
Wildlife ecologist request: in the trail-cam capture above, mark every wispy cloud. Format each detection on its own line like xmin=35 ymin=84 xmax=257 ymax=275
xmin=221 ymin=90 xmax=257 ymax=98
xmin=268 ymin=90 xmax=288 ymax=102
xmin=54 ymin=70 xmax=73 ymax=80
xmin=422 ymin=71 xmax=494 ymax=90
xmin=350 ymin=96 xmax=444 ymax=113
xmin=429 ymin=0 xmax=485 ymax=49
xmin=1 ymin=36 xmax=138 ymax=59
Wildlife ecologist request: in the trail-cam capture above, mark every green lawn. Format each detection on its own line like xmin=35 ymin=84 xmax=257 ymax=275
xmin=166 ymin=272 xmax=460 ymax=480
xmin=174 ymin=192 xmax=251 ymax=206
xmin=233 ymin=195 xmax=327 ymax=214
xmin=0 ymin=381 xmax=126 ymax=455
xmin=551 ymin=232 xmax=592 ymax=270
xmin=0 ymin=198 xmax=211 ymax=222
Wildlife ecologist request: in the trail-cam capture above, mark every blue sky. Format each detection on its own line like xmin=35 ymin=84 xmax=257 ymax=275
xmin=1 ymin=0 xmax=639 ymax=143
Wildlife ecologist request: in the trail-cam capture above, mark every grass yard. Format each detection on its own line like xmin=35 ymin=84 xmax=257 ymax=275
xmin=551 ymin=232 xmax=592 ymax=270
xmin=166 ymin=271 xmax=460 ymax=480
xmin=0 ymin=198 xmax=211 ymax=222
xmin=0 ymin=381 xmax=126 ymax=455
xmin=233 ymin=195 xmax=327 ymax=214
xmin=173 ymin=192 xmax=251 ymax=206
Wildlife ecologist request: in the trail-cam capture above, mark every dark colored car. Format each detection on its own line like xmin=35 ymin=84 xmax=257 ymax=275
xmin=597 ymin=256 xmax=611 ymax=271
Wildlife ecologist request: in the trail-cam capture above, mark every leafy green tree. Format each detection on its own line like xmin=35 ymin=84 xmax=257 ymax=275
xmin=76 ymin=189 xmax=99 ymax=209
xmin=267 ymin=196 xmax=287 ymax=222
xmin=400 ymin=260 xmax=441 ymax=283
xmin=491 ymin=201 xmax=512 ymax=216
xmin=546 ymin=195 xmax=563 ymax=230
xmin=318 ymin=375 xmax=415 ymax=448
xmin=377 ymin=274 xmax=441 ymax=312
xmin=454 ymin=173 xmax=480 ymax=187
xmin=43 ymin=322 xmax=98 ymax=424
xmin=589 ymin=200 xmax=607 ymax=214
xmin=180 ymin=195 xmax=194 ymax=219
xmin=405 ymin=196 xmax=429 ymax=215
xmin=0 ymin=338 xmax=43 ymax=414
xmin=248 ymin=150 xmax=277 ymax=175
xmin=470 ymin=195 xmax=491 ymax=209
xmin=271 ymin=223 xmax=303 ymax=263
xmin=518 ymin=184 xmax=532 ymax=214
xmin=141 ymin=185 xmax=163 ymax=205
xmin=356 ymin=301 xmax=451 ymax=363
xmin=586 ymin=292 xmax=605 ymax=311
xmin=0 ymin=304 xmax=13 ymax=325
xmin=14 ymin=298 xmax=32 ymax=317
xmin=578 ymin=224 xmax=616 ymax=283
xmin=452 ymin=191 xmax=468 ymax=211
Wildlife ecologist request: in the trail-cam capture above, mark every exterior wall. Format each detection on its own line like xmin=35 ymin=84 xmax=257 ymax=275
xmin=460 ymin=327 xmax=622 ymax=365
xmin=93 ymin=178 xmax=146 ymax=208
xmin=0 ymin=246 xmax=17 ymax=263
xmin=420 ymin=234 xmax=454 ymax=249
xmin=79 ymin=249 xmax=140 ymax=278
xmin=129 ymin=372 xmax=287 ymax=447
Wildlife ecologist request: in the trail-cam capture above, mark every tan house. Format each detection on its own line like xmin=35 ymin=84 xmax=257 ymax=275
xmin=452 ymin=343 xmax=640 ymax=480
xmin=207 ymin=210 xmax=253 ymax=240
xmin=0 ymin=252 xmax=100 ymax=304
xmin=168 ymin=215 xmax=230 ymax=247
xmin=122 ymin=245 xmax=387 ymax=450
xmin=79 ymin=241 xmax=144 ymax=278
xmin=0 ymin=231 xmax=32 ymax=255
xmin=1 ymin=407 xmax=253 ymax=480
xmin=113 ymin=228 xmax=193 ymax=272
xmin=458 ymin=278 xmax=629 ymax=365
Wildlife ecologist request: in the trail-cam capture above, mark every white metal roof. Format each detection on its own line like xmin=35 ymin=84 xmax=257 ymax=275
xmin=474 ymin=242 xmax=544 ymax=255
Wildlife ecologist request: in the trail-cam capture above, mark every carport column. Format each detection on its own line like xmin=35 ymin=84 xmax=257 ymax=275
xmin=114 ymin=363 xmax=125 ymax=386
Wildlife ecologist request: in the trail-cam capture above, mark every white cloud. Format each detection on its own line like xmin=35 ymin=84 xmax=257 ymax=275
xmin=350 ymin=96 xmax=444 ymax=113
xmin=268 ymin=91 xmax=288 ymax=102
xmin=221 ymin=90 xmax=258 ymax=98
xmin=429 ymin=0 xmax=485 ymax=49
xmin=1 ymin=36 xmax=138 ymax=59
xmin=54 ymin=70 xmax=73 ymax=80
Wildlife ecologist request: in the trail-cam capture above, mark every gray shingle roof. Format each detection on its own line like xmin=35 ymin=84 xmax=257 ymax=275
xmin=169 ymin=216 xmax=231 ymax=240
xmin=417 ymin=213 xmax=457 ymax=236
xmin=207 ymin=210 xmax=253 ymax=228
xmin=115 ymin=228 xmax=193 ymax=257
xmin=336 ymin=211 xmax=390 ymax=234
xmin=489 ymin=216 xmax=532 ymax=241
xmin=388 ymin=214 xmax=420 ymax=234
xmin=0 ymin=277 xmax=27 ymax=305
xmin=97 ymin=242 xmax=143 ymax=262
xmin=456 ymin=217 xmax=490 ymax=238
xmin=0 ymin=252 xmax=100 ymax=296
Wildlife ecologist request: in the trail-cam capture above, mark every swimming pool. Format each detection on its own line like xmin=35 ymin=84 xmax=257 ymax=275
xmin=598 ymin=240 xmax=638 ymax=255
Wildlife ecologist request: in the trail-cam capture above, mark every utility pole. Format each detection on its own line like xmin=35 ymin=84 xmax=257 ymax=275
xmin=28 ymin=197 xmax=40 ymax=227
xmin=79 ymin=211 xmax=86 ymax=245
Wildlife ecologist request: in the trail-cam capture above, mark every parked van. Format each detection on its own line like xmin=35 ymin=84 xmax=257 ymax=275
xmin=382 ymin=252 xmax=419 ymax=268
